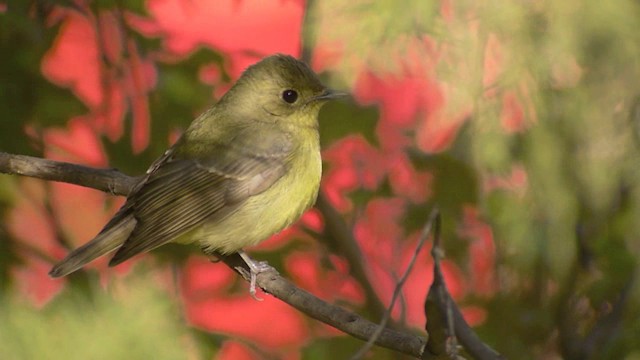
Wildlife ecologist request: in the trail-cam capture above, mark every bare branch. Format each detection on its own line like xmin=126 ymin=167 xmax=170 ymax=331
xmin=424 ymin=214 xmax=504 ymax=360
xmin=425 ymin=213 xmax=460 ymax=359
xmin=0 ymin=152 xmax=137 ymax=196
xmin=0 ymin=151 xmax=428 ymax=358
xmin=221 ymin=253 xmax=427 ymax=357
xmin=0 ymin=151 xmax=508 ymax=359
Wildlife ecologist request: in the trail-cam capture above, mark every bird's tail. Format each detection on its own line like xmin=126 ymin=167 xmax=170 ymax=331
xmin=49 ymin=216 xmax=137 ymax=278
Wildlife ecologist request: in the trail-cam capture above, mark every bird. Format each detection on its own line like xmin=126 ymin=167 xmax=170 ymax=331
xmin=49 ymin=54 xmax=344 ymax=297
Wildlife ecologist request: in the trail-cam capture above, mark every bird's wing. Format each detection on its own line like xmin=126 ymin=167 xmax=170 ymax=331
xmin=108 ymin=125 xmax=294 ymax=266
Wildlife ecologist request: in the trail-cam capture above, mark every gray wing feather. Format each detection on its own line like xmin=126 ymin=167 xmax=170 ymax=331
xmin=108 ymin=126 xmax=293 ymax=266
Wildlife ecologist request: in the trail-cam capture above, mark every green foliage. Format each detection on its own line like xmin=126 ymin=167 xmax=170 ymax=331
xmin=0 ymin=176 xmax=20 ymax=295
xmin=90 ymin=0 xmax=147 ymax=15
xmin=310 ymin=0 xmax=440 ymax=79
xmin=104 ymin=48 xmax=222 ymax=174
xmin=0 ymin=4 xmax=86 ymax=155
xmin=319 ymin=100 xmax=379 ymax=148
xmin=450 ymin=1 xmax=640 ymax=357
xmin=0 ymin=275 xmax=190 ymax=360
xmin=314 ymin=0 xmax=640 ymax=357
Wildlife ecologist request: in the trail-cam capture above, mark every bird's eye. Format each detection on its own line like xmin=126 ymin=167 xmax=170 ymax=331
xmin=282 ymin=89 xmax=298 ymax=104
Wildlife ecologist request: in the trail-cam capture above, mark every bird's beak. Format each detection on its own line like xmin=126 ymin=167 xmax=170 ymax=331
xmin=314 ymin=88 xmax=349 ymax=101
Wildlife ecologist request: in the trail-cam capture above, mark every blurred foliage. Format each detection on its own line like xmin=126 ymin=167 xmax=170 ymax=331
xmin=0 ymin=274 xmax=191 ymax=360
xmin=2 ymin=0 xmax=640 ymax=359
xmin=0 ymin=176 xmax=19 ymax=295
xmin=318 ymin=100 xmax=379 ymax=148
xmin=309 ymin=0 xmax=441 ymax=80
xmin=0 ymin=1 xmax=86 ymax=155
xmin=105 ymin=48 xmax=223 ymax=174
xmin=314 ymin=0 xmax=640 ymax=358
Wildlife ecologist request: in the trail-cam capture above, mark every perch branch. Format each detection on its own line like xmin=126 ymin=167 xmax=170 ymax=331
xmin=0 ymin=151 xmax=427 ymax=358
xmin=1 ymin=151 xmax=504 ymax=359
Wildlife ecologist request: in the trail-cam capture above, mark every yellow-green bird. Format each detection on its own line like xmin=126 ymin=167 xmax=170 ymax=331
xmin=49 ymin=54 xmax=343 ymax=295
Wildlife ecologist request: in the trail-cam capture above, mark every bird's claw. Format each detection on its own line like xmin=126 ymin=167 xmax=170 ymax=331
xmin=237 ymin=252 xmax=276 ymax=301
xmin=235 ymin=266 xmax=263 ymax=301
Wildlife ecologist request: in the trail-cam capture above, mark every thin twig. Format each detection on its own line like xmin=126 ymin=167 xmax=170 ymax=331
xmin=351 ymin=208 xmax=440 ymax=360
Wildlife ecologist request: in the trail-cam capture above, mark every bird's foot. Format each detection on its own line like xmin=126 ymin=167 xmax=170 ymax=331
xmin=237 ymin=251 xmax=275 ymax=301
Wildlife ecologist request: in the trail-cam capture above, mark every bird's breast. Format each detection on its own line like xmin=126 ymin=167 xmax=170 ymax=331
xmin=196 ymin=132 xmax=322 ymax=254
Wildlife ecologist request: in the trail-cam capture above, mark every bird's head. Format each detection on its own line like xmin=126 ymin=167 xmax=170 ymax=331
xmin=222 ymin=54 xmax=346 ymax=128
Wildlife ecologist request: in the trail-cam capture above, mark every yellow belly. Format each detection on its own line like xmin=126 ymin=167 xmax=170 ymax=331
xmin=192 ymin=141 xmax=321 ymax=254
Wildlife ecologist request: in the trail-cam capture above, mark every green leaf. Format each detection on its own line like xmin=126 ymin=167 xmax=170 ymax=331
xmin=319 ymin=100 xmax=379 ymax=148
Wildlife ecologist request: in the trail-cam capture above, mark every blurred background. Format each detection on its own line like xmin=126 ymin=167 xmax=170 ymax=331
xmin=1 ymin=0 xmax=640 ymax=359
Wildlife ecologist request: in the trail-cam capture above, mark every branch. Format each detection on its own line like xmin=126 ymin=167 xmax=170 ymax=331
xmin=221 ymin=253 xmax=426 ymax=356
xmin=424 ymin=214 xmax=504 ymax=360
xmin=0 ymin=151 xmax=427 ymax=358
xmin=0 ymin=152 xmax=137 ymax=196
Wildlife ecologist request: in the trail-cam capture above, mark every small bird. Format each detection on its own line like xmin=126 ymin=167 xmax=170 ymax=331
xmin=49 ymin=54 xmax=343 ymax=296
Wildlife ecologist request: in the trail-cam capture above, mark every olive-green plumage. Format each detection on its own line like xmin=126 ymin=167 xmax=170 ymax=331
xmin=49 ymin=54 xmax=341 ymax=278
